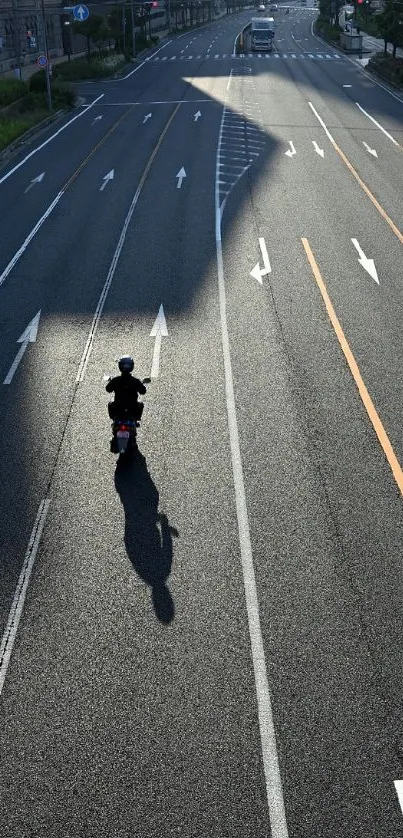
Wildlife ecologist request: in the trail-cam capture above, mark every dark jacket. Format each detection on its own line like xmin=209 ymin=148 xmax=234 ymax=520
xmin=106 ymin=373 xmax=146 ymax=408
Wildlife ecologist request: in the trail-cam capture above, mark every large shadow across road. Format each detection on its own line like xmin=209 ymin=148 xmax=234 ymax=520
xmin=114 ymin=451 xmax=178 ymax=623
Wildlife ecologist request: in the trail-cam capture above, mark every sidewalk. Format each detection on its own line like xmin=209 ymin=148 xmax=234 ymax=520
xmin=361 ymin=30 xmax=403 ymax=59
xmin=1 ymin=49 xmax=91 ymax=82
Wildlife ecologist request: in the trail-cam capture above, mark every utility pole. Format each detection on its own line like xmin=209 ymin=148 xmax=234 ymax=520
xmin=11 ymin=0 xmax=22 ymax=79
xmin=40 ymin=0 xmax=52 ymax=111
xmin=130 ymin=0 xmax=136 ymax=54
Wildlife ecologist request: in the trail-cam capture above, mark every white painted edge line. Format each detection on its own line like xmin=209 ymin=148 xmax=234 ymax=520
xmin=355 ymin=101 xmax=400 ymax=146
xmin=0 ymin=94 xmax=104 ymax=188
xmin=215 ymin=82 xmax=289 ymax=838
xmin=310 ymin=19 xmax=403 ymax=105
xmin=118 ymin=39 xmax=172 ymax=79
xmin=0 ymin=498 xmax=50 ymax=697
xmin=0 ymin=190 xmax=64 ymax=288
xmin=308 ymin=100 xmax=336 ymax=144
xmin=88 ymin=99 xmax=212 ymax=106
xmin=394 ymin=780 xmax=403 ymax=814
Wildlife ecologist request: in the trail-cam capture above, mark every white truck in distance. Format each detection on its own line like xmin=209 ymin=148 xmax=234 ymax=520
xmin=250 ymin=17 xmax=275 ymax=51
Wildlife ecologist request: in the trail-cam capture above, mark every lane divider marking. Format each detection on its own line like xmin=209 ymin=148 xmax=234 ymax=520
xmin=0 ymin=106 xmax=134 ymax=288
xmin=308 ymin=101 xmax=403 ymax=247
xmin=76 ymin=101 xmax=182 ymax=382
xmin=0 ymin=94 xmax=104 ymax=188
xmin=302 ymin=237 xmax=403 ymax=496
xmin=0 ymin=499 xmax=50 ymax=697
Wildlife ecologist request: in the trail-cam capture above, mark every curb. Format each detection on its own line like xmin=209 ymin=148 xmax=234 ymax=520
xmin=311 ymin=21 xmax=403 ymax=102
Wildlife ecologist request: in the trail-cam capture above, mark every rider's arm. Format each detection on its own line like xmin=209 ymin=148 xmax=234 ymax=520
xmin=134 ymin=378 xmax=147 ymax=395
xmin=105 ymin=377 xmax=116 ymax=393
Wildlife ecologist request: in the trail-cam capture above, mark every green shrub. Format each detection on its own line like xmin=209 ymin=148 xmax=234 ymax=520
xmin=0 ymin=78 xmax=28 ymax=108
xmin=29 ymin=71 xmax=47 ymax=93
xmin=52 ymin=80 xmax=76 ymax=107
xmin=53 ymin=53 xmax=126 ymax=80
xmin=368 ymin=53 xmax=403 ymax=87
xmin=316 ymin=16 xmax=341 ymax=43
xmin=0 ymin=110 xmax=48 ymax=150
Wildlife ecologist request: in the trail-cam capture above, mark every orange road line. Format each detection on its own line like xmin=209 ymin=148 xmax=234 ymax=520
xmin=308 ymin=101 xmax=403 ymax=247
xmin=302 ymin=237 xmax=403 ymax=496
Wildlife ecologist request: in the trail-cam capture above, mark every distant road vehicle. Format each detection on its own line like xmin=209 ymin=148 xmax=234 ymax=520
xmin=257 ymin=4 xmax=266 ymax=11
xmin=269 ymin=4 xmax=278 ymax=10
xmin=251 ymin=16 xmax=275 ymax=50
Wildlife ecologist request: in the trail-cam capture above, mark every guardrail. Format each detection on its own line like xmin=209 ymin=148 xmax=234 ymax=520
xmin=233 ymin=20 xmax=251 ymax=55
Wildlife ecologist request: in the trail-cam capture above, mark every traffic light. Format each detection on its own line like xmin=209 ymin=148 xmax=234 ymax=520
xmin=356 ymin=0 xmax=364 ymax=4
xmin=152 ymin=1 xmax=158 ymax=5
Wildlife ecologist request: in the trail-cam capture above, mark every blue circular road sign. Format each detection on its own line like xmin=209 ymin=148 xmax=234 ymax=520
xmin=37 ymin=54 xmax=48 ymax=68
xmin=73 ymin=4 xmax=90 ymax=21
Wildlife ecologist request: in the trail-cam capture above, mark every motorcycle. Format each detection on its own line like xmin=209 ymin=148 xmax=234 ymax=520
xmin=112 ymin=413 xmax=139 ymax=456
xmin=107 ymin=376 xmax=150 ymax=457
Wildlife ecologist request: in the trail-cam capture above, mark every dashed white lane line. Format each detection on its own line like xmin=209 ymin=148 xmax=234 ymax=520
xmin=0 ymin=499 xmax=50 ymax=696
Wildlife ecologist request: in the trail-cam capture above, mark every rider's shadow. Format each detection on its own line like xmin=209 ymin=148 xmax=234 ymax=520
xmin=114 ymin=452 xmax=178 ymax=624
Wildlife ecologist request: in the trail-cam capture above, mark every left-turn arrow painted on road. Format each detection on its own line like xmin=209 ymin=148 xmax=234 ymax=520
xmin=285 ymin=141 xmax=296 ymax=158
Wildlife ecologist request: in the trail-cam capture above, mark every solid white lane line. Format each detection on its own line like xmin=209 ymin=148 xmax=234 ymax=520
xmin=76 ymin=103 xmax=181 ymax=382
xmin=0 ymin=94 xmax=104 ymax=188
xmin=0 ymin=499 xmax=50 ymax=696
xmin=215 ymin=95 xmax=289 ymax=838
xmin=119 ymin=39 xmax=172 ymax=78
xmin=355 ymin=102 xmax=401 ymax=147
xmin=0 ymin=191 xmax=63 ymax=288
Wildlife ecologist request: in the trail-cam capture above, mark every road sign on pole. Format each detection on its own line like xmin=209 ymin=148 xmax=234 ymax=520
xmin=73 ymin=4 xmax=89 ymax=21
xmin=37 ymin=54 xmax=48 ymax=68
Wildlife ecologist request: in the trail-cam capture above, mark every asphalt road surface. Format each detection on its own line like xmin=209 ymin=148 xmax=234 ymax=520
xmin=1 ymin=4 xmax=403 ymax=837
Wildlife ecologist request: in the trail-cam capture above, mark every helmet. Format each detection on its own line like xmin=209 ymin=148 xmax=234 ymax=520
xmin=118 ymin=355 xmax=134 ymax=373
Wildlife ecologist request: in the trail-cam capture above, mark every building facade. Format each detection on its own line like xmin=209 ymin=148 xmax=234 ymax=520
xmin=0 ymin=0 xmax=64 ymax=74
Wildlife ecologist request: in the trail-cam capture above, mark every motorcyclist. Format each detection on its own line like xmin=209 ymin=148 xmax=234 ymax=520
xmin=106 ymin=356 xmax=147 ymax=451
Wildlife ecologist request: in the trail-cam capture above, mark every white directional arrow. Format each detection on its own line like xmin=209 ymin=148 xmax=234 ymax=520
xmin=4 ymin=311 xmax=41 ymax=384
xmin=91 ymin=115 xmax=103 ymax=125
xmin=100 ymin=169 xmax=114 ymax=191
xmin=24 ymin=172 xmax=45 ymax=194
xmin=285 ymin=141 xmax=296 ymax=158
xmin=194 ymin=110 xmax=201 ymax=121
xmin=143 ymin=112 xmax=152 ymax=123
xmin=150 ymin=304 xmax=168 ymax=378
xmin=351 ymin=238 xmax=379 ymax=284
xmin=250 ymin=237 xmax=272 ymax=285
xmin=312 ymin=140 xmax=324 ymax=158
xmin=363 ymin=141 xmax=378 ymax=158
xmin=176 ymin=167 xmax=186 ymax=188
xmin=394 ymin=781 xmax=403 ymax=814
